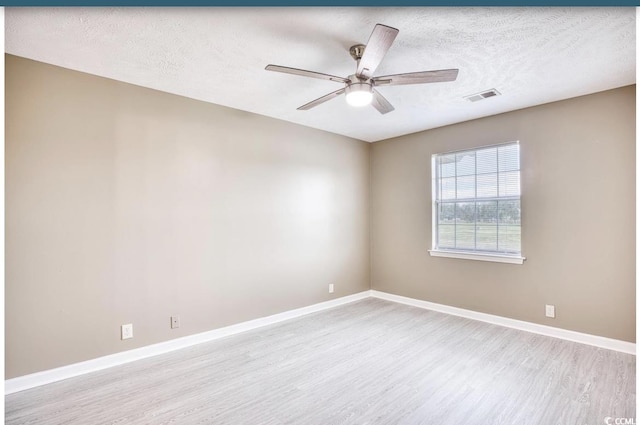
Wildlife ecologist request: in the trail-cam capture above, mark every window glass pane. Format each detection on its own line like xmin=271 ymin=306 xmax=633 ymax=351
xmin=432 ymin=142 xmax=520 ymax=257
xmin=440 ymin=177 xmax=456 ymax=200
xmin=476 ymin=148 xmax=498 ymax=174
xmin=498 ymin=144 xmax=520 ymax=172
xmin=498 ymin=200 xmax=521 ymax=225
xmin=456 ymin=152 xmax=476 ymax=176
xmin=477 ymin=173 xmax=497 ymax=198
xmin=456 ymin=175 xmax=475 ymax=199
xmin=438 ymin=203 xmax=455 ymax=224
xmin=477 ymin=201 xmax=497 ymax=224
xmin=438 ymin=225 xmax=455 ymax=248
xmin=455 ymin=202 xmax=475 ymax=224
xmin=476 ymin=225 xmax=498 ymax=251
xmin=498 ymin=225 xmax=521 ymax=252
xmin=455 ymin=224 xmax=475 ymax=249
xmin=498 ymin=171 xmax=520 ymax=197
xmin=439 ymin=154 xmax=456 ymax=178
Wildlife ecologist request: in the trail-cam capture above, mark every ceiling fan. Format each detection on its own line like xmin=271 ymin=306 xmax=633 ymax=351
xmin=265 ymin=24 xmax=459 ymax=114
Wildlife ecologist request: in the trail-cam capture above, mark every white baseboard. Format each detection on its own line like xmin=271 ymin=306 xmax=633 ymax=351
xmin=371 ymin=290 xmax=636 ymax=355
xmin=7 ymin=289 xmax=634 ymax=394
xmin=5 ymin=290 xmax=371 ymax=395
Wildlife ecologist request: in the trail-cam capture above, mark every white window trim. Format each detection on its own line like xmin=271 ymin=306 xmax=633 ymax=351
xmin=430 ymin=141 xmax=524 ymax=264
xmin=428 ymin=249 xmax=525 ymax=264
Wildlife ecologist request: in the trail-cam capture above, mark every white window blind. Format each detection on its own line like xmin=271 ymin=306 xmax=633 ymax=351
xmin=432 ymin=142 xmax=522 ymax=259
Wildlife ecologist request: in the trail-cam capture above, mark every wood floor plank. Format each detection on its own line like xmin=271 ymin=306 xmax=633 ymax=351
xmin=5 ymin=299 xmax=636 ymax=424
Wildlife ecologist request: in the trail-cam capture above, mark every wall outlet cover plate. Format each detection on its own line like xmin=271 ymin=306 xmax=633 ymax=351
xmin=121 ymin=324 xmax=133 ymax=340
xmin=545 ymin=305 xmax=555 ymax=318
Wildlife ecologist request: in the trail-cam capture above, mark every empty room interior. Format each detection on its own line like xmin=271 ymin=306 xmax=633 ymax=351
xmin=4 ymin=7 xmax=636 ymax=424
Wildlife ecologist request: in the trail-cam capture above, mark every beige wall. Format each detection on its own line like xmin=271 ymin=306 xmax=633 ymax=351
xmin=5 ymin=54 xmax=635 ymax=380
xmin=5 ymin=55 xmax=371 ymax=378
xmin=371 ymin=86 xmax=636 ymax=342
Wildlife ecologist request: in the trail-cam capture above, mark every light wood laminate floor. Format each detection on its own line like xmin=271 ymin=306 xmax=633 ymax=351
xmin=6 ymin=298 xmax=636 ymax=424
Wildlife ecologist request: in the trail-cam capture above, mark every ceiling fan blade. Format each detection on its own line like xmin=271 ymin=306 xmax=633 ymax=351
xmin=266 ymin=65 xmax=349 ymax=84
xmin=373 ymin=69 xmax=459 ymax=86
xmin=356 ymin=24 xmax=399 ymax=79
xmin=297 ymin=88 xmax=346 ymax=110
xmin=371 ymin=89 xmax=395 ymax=114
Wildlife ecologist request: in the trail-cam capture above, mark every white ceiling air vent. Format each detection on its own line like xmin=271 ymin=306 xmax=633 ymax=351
xmin=464 ymin=89 xmax=501 ymax=102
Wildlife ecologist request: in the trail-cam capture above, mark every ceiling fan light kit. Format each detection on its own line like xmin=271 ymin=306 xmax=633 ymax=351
xmin=266 ymin=23 xmax=459 ymax=114
xmin=345 ymin=82 xmax=373 ymax=107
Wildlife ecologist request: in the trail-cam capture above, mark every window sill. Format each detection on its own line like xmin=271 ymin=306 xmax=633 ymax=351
xmin=429 ymin=249 xmax=525 ymax=264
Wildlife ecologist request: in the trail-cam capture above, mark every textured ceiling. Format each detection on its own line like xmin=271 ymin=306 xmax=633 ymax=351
xmin=5 ymin=8 xmax=636 ymax=142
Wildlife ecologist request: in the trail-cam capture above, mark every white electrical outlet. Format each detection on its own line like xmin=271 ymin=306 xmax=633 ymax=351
xmin=545 ymin=304 xmax=555 ymax=318
xmin=329 ymin=284 xmax=334 ymax=294
xmin=171 ymin=316 xmax=180 ymax=329
xmin=121 ymin=323 xmax=133 ymax=340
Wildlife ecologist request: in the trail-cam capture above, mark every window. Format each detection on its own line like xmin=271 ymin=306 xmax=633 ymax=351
xmin=430 ymin=142 xmax=524 ymax=264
